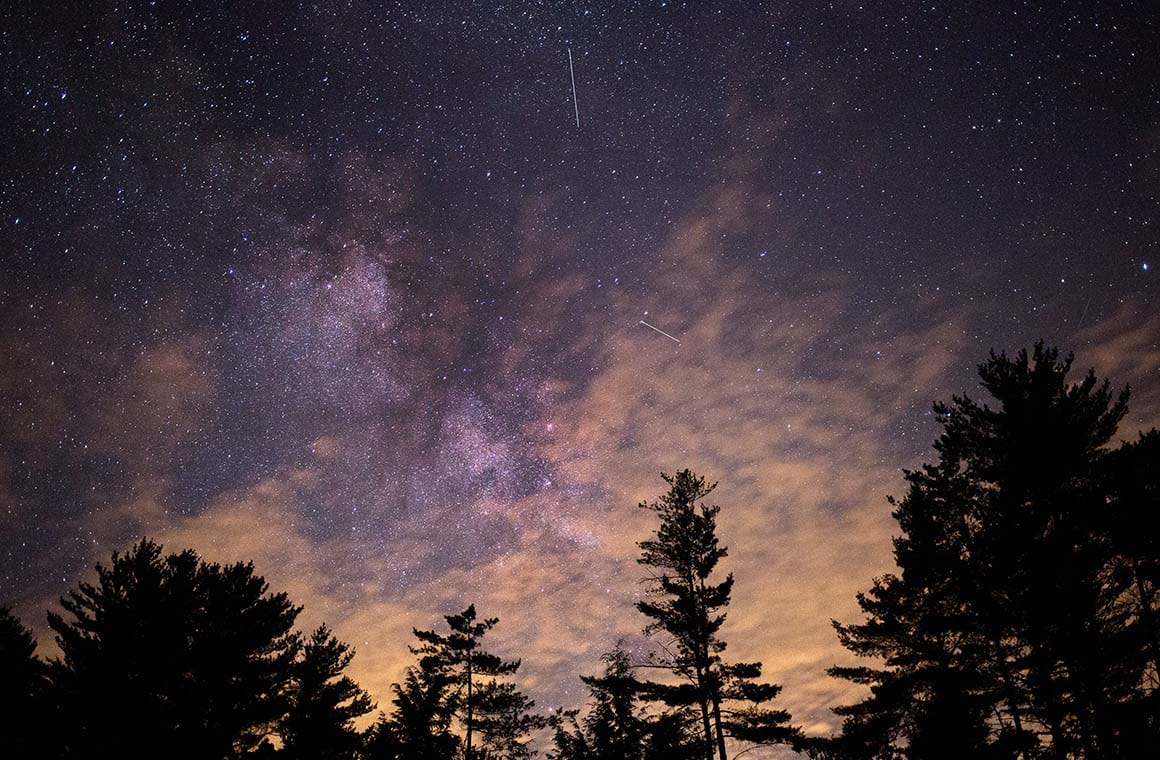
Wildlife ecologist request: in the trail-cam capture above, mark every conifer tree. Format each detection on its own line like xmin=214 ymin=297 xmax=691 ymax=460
xmin=47 ymin=539 xmax=302 ymax=759
xmin=280 ymin=624 xmax=375 ymax=760
xmin=410 ymin=605 xmax=543 ymax=759
xmin=1103 ymin=429 xmax=1160 ymax=744
xmin=829 ymin=344 xmax=1158 ymax=758
xmin=547 ymin=708 xmax=591 ymax=760
xmin=550 ymin=646 xmax=705 ymax=760
xmin=368 ymin=652 xmax=460 ymax=759
xmin=635 ymin=469 xmax=799 ymax=760
xmin=1 ymin=606 xmax=51 ymax=758
xmin=549 ymin=647 xmax=648 ymax=760
xmin=640 ymin=710 xmax=706 ymax=760
xmin=827 ymin=473 xmax=1006 ymax=760
xmin=579 ymin=648 xmax=647 ymax=759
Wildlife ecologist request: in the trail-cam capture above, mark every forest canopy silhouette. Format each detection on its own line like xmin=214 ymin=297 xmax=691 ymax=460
xmin=3 ymin=344 xmax=1157 ymax=759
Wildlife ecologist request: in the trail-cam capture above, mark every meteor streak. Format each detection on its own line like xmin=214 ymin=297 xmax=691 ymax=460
xmin=639 ymin=320 xmax=681 ymax=344
xmin=568 ymin=48 xmax=580 ymax=128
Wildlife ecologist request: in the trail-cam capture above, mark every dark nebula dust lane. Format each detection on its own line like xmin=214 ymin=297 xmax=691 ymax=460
xmin=1 ymin=1 xmax=1158 ymax=733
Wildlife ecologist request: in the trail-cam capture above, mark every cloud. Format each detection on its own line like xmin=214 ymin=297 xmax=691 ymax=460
xmin=136 ymin=465 xmax=638 ymax=723
xmin=1075 ymin=301 xmax=1160 ymax=435
xmin=8 ymin=100 xmax=1157 ymax=760
xmin=497 ymin=182 xmax=980 ymax=737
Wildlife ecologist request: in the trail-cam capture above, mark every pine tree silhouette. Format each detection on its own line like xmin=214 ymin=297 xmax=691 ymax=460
xmin=549 ymin=647 xmax=646 ymax=760
xmin=408 ymin=605 xmax=543 ymax=759
xmin=48 ymin=539 xmax=300 ymax=759
xmin=368 ymin=652 xmax=460 ymax=759
xmin=0 ymin=606 xmax=51 ymax=758
xmin=550 ymin=646 xmax=706 ymax=760
xmin=280 ymin=624 xmax=375 ymax=760
xmin=828 ymin=344 xmax=1159 ymax=759
xmin=635 ymin=469 xmax=800 ymax=760
xmin=579 ymin=648 xmax=647 ymax=759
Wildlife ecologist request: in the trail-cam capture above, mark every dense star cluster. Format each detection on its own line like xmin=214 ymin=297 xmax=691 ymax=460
xmin=1 ymin=0 xmax=1158 ymax=737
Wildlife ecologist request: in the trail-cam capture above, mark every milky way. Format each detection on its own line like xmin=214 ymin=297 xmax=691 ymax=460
xmin=2 ymin=1 xmax=1158 ymax=742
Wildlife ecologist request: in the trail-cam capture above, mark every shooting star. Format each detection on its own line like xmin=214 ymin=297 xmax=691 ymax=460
xmin=640 ymin=320 xmax=681 ymax=344
xmin=1077 ymin=293 xmax=1093 ymax=329
xmin=568 ymin=47 xmax=580 ymax=128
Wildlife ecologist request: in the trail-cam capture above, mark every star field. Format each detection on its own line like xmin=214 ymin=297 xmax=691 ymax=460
xmin=2 ymin=0 xmax=1158 ymax=738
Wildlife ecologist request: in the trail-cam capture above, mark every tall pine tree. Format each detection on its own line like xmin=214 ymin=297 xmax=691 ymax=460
xmin=635 ymin=469 xmax=799 ymax=760
xmin=829 ymin=344 xmax=1158 ymax=758
xmin=410 ymin=605 xmax=543 ymax=759
xmin=368 ymin=652 xmax=460 ymax=759
xmin=280 ymin=624 xmax=375 ymax=760
xmin=48 ymin=539 xmax=303 ymax=759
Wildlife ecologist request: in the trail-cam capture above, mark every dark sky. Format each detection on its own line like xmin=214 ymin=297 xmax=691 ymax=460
xmin=2 ymin=0 xmax=1158 ymax=741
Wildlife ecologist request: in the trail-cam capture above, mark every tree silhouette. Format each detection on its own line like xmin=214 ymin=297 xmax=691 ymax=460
xmin=549 ymin=647 xmax=647 ymax=760
xmin=1103 ymin=429 xmax=1160 ymax=745
xmin=635 ymin=469 xmax=799 ymax=760
xmin=280 ymin=624 xmax=375 ymax=760
xmin=47 ymin=539 xmax=301 ymax=759
xmin=825 ymin=472 xmax=1003 ymax=760
xmin=578 ymin=648 xmax=648 ymax=759
xmin=829 ymin=344 xmax=1159 ymax=758
xmin=640 ymin=710 xmax=706 ymax=760
xmin=13 ymin=343 xmax=1157 ymax=760
xmin=549 ymin=646 xmax=706 ymax=760
xmin=368 ymin=651 xmax=460 ymax=759
xmin=409 ymin=604 xmax=543 ymax=759
xmin=1 ymin=606 xmax=51 ymax=758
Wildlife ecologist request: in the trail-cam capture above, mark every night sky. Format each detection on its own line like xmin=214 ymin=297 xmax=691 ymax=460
xmin=2 ymin=1 xmax=1159 ymax=739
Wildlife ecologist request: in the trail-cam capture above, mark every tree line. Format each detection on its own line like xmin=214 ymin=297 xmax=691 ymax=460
xmin=2 ymin=343 xmax=1156 ymax=759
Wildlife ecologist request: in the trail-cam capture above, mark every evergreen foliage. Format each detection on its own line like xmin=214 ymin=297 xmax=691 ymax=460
xmin=548 ymin=647 xmax=646 ymax=760
xmin=11 ymin=342 xmax=1157 ymax=760
xmin=45 ymin=539 xmax=369 ymax=760
xmin=549 ymin=647 xmax=704 ymax=760
xmin=635 ymin=469 xmax=800 ymax=760
xmin=367 ymin=651 xmax=460 ymax=759
xmin=404 ymin=604 xmax=543 ymax=760
xmin=578 ymin=648 xmax=647 ymax=759
xmin=281 ymin=624 xmax=376 ymax=760
xmin=48 ymin=539 xmax=301 ymax=758
xmin=827 ymin=344 xmax=1160 ymax=759
xmin=0 ymin=606 xmax=51 ymax=757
